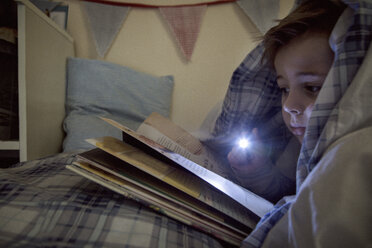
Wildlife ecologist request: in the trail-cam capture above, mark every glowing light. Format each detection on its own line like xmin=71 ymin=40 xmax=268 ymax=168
xmin=238 ymin=137 xmax=251 ymax=149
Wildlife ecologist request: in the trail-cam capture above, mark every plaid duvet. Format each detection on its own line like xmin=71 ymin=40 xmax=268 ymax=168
xmin=0 ymin=152 xmax=228 ymax=247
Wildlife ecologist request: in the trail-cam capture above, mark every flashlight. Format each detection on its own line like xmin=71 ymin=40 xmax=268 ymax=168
xmin=238 ymin=137 xmax=251 ymax=149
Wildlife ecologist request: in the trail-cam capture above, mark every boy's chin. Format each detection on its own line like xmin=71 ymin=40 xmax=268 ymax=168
xmin=296 ymin=135 xmax=303 ymax=144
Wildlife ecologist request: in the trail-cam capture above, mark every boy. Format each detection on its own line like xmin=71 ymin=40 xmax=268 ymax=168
xmin=227 ymin=0 xmax=345 ymax=203
xmin=206 ymin=0 xmax=372 ymax=246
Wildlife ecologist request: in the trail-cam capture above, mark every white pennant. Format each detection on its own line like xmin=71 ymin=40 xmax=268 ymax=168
xmin=159 ymin=5 xmax=207 ymax=61
xmin=237 ymin=0 xmax=279 ymax=34
xmin=83 ymin=1 xmax=130 ymax=58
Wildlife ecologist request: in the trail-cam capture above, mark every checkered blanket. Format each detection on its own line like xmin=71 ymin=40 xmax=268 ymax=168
xmin=0 ymin=152 xmax=228 ymax=247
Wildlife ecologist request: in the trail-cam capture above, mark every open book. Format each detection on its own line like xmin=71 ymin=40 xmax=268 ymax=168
xmin=66 ymin=112 xmax=273 ymax=246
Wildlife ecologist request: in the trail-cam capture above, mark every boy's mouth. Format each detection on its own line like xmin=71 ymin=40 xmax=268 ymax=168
xmin=290 ymin=125 xmax=306 ymax=136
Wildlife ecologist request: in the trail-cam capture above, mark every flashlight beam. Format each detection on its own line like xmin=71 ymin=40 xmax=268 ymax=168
xmin=238 ymin=138 xmax=251 ymax=149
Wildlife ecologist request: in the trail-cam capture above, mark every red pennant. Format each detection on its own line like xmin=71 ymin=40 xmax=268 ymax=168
xmin=159 ymin=5 xmax=207 ymax=61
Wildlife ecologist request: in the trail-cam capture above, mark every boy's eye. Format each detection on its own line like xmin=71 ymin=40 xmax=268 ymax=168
xmin=305 ymin=85 xmax=322 ymax=93
xmin=280 ymin=87 xmax=289 ymax=95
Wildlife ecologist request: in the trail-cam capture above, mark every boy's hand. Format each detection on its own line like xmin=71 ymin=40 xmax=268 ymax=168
xmin=227 ymin=128 xmax=270 ymax=183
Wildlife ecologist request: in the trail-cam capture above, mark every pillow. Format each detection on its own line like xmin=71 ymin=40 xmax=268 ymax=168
xmin=63 ymin=57 xmax=174 ymax=152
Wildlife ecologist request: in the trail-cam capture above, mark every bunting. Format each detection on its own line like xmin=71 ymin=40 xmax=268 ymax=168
xmin=78 ymin=0 xmax=279 ymax=61
xmin=83 ymin=1 xmax=130 ymax=57
xmin=159 ymin=5 xmax=207 ymax=61
xmin=237 ymin=0 xmax=279 ymax=34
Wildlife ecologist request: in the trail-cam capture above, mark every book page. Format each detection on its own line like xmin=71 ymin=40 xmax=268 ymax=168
xmin=138 ymin=113 xmax=233 ymax=179
xmin=86 ymin=136 xmax=201 ymax=198
xmin=164 ymin=150 xmax=274 ymax=218
xmin=142 ymin=112 xmax=203 ymax=155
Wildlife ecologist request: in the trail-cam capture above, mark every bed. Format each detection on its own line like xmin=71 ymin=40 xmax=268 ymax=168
xmin=0 ymin=1 xmax=235 ymax=247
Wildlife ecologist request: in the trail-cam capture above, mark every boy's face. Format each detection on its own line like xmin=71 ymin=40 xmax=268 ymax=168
xmin=274 ymin=32 xmax=334 ymax=143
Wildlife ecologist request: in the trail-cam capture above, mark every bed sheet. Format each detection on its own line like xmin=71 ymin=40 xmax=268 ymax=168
xmin=0 ymin=151 xmax=230 ymax=247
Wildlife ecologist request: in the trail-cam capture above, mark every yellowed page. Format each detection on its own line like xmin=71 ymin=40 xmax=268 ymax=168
xmin=142 ymin=112 xmax=203 ymax=155
xmin=86 ymin=136 xmax=201 ymax=198
xmin=101 ymin=115 xmax=232 ymax=178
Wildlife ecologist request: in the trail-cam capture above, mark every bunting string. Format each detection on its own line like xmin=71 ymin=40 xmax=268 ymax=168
xmin=79 ymin=0 xmax=237 ymax=8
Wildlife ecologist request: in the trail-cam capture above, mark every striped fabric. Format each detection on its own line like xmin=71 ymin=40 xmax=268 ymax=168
xmin=209 ymin=0 xmax=372 ymax=247
xmin=207 ymin=42 xmax=292 ymax=158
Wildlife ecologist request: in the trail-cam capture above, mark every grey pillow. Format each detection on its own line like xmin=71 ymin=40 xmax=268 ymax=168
xmin=63 ymin=57 xmax=174 ymax=151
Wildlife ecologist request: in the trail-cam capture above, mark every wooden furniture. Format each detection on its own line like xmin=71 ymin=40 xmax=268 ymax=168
xmin=0 ymin=0 xmax=74 ymax=162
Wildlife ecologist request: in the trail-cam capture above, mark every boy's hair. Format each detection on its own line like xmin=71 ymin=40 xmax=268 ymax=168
xmin=262 ymin=0 xmax=346 ymax=67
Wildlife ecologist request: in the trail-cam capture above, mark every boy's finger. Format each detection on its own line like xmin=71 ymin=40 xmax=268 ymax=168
xmin=252 ymin=128 xmax=259 ymax=138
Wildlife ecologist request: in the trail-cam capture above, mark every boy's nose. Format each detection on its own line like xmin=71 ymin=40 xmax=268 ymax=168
xmin=283 ymin=91 xmax=304 ymax=115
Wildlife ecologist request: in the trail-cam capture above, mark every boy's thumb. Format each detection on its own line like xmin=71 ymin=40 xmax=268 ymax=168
xmin=252 ymin=128 xmax=259 ymax=138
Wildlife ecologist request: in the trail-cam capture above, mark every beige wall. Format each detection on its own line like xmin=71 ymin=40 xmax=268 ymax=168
xmin=66 ymin=0 xmax=294 ymax=132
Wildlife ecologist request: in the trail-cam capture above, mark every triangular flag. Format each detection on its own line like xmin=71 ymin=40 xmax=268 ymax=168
xmin=83 ymin=1 xmax=130 ymax=58
xmin=237 ymin=0 xmax=279 ymax=34
xmin=159 ymin=5 xmax=207 ymax=61
xmin=30 ymin=0 xmax=60 ymax=14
